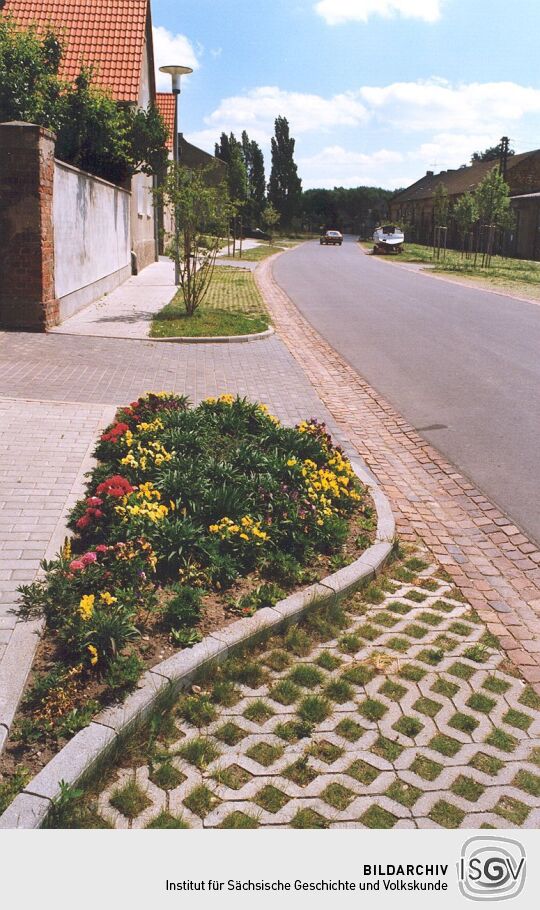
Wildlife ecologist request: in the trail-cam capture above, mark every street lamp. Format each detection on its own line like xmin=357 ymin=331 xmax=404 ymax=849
xmin=159 ymin=65 xmax=193 ymax=286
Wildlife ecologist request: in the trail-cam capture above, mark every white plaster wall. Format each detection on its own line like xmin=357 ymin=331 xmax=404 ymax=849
xmin=53 ymin=161 xmax=131 ymax=302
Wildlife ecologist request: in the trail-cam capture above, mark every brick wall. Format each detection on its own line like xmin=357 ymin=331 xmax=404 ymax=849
xmin=0 ymin=122 xmax=59 ymax=331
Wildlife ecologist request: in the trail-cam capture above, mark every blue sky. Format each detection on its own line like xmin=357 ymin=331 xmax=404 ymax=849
xmin=151 ymin=0 xmax=540 ymax=190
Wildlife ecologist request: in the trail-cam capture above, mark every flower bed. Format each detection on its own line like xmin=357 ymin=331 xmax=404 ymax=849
xmin=4 ymin=393 xmax=373 ymax=784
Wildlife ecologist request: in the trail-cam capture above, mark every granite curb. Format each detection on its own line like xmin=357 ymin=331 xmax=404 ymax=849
xmin=0 ymin=460 xmax=395 ymax=829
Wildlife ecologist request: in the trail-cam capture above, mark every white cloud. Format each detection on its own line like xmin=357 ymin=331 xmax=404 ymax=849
xmin=153 ymin=26 xmax=200 ymax=91
xmin=315 ymin=0 xmax=444 ymax=25
xmin=298 ymin=145 xmax=405 ymax=189
xmin=202 ymin=86 xmax=368 ymax=136
xmin=360 ymin=78 xmax=540 ymax=132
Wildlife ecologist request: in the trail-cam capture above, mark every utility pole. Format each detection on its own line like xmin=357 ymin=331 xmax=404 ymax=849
xmin=499 ymin=136 xmax=510 ymax=179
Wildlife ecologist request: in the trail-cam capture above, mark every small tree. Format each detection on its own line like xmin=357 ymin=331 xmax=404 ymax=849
xmin=268 ymin=116 xmax=303 ymax=228
xmin=453 ymin=192 xmax=478 ymax=257
xmin=474 ymin=167 xmax=511 ymax=266
xmin=432 ymin=184 xmax=449 ymax=259
xmin=157 ymin=165 xmax=232 ymax=316
xmin=261 ymin=203 xmax=280 ymax=243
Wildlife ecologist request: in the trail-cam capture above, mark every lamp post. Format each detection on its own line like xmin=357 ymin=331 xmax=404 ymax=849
xmin=159 ymin=65 xmax=193 ymax=286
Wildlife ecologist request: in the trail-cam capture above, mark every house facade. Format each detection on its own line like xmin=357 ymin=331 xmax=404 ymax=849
xmin=2 ymin=0 xmax=159 ymax=272
xmin=389 ymin=150 xmax=540 ymax=259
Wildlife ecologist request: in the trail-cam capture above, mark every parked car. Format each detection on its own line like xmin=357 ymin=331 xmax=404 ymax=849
xmin=320 ymin=230 xmax=343 ymax=246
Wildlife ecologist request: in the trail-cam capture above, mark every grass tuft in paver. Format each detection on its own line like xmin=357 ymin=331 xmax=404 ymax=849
xmin=214 ymin=764 xmax=252 ymax=791
xmin=361 ymin=805 xmax=397 ymax=829
xmin=222 ymin=658 xmax=267 ymax=689
xmin=431 ymin=677 xmax=459 ymax=699
xmin=467 ymin=693 xmax=496 ymax=714
xmin=335 ymin=718 xmax=365 ymax=743
xmin=403 ymin=624 xmax=428 ymax=640
xmin=149 ymin=763 xmax=185 ymax=791
xmin=393 ymin=716 xmax=424 ymax=739
xmin=288 ymin=664 xmax=324 ymax=689
xmin=253 ymin=785 xmax=290 ymax=814
xmin=177 ymin=695 xmax=217 ymax=728
xmin=385 ymin=779 xmax=422 ymax=808
xmin=363 ymin=584 xmax=386 ymax=604
xmin=449 ymin=712 xmax=479 ymax=734
xmin=184 ymin=785 xmax=221 ymax=819
xmin=386 ymin=637 xmax=410 ymax=653
xmin=518 ymin=686 xmax=540 ymax=711
xmin=342 ymin=663 xmax=377 ymax=686
xmin=215 ymin=722 xmax=247 ymax=747
xmin=493 ymin=796 xmax=530 ymax=826
xmin=387 ymin=601 xmax=412 ymax=616
xmin=359 ymin=698 xmax=388 ymax=722
xmin=243 ymin=700 xmax=275 ymax=725
xmin=110 ymin=780 xmax=151 ymax=819
xmin=468 ymin=752 xmax=504 ymax=777
xmin=219 ymin=811 xmax=259 ymax=829
xmin=502 ymin=708 xmax=532 ymax=732
xmin=528 ymin=747 xmax=540 ymax=767
xmin=450 ymin=775 xmax=485 ymax=802
xmin=399 ymin=664 xmax=427 ymax=682
xmin=356 ymin=624 xmax=381 ymax=642
xmin=338 ymin=633 xmax=362 ymax=654
xmin=448 ymin=662 xmax=476 ymax=681
xmin=316 ymin=651 xmax=342 ymax=672
xmin=283 ymin=757 xmax=318 ymax=788
xmin=298 ymin=695 xmax=332 ymax=724
xmin=146 ymin=811 xmax=189 ymax=829
xmin=405 ymin=557 xmax=429 ymax=572
xmin=404 ymin=590 xmax=428 ymax=604
xmin=463 ymin=645 xmax=489 ymax=664
xmin=433 ymin=634 xmax=457 ymax=653
xmin=413 ymin=697 xmax=442 ymax=718
xmin=485 ymin=728 xmax=518 ymax=753
xmin=346 ymin=760 xmax=381 ymax=785
xmin=284 ymin=627 xmax=312 ymax=657
xmin=410 ymin=755 xmax=443 ymax=781
xmin=371 ymin=735 xmax=404 ymax=762
xmin=264 ymin=650 xmax=292 ymax=672
xmin=448 ymin=622 xmax=473 ymax=637
xmin=211 ymin=681 xmax=242 ymax=708
xmin=245 ymin=742 xmax=284 ymax=767
xmin=291 ymin=808 xmax=329 ymax=829
xmin=431 ymin=600 xmax=455 ymax=614
xmin=321 ymin=782 xmax=356 ymax=811
xmin=417 ymin=611 xmax=443 ymax=626
xmin=513 ymin=769 xmax=540 ymax=797
xmin=269 ymin=679 xmax=301 ymax=706
xmin=418 ymin=648 xmax=445 ymax=666
xmin=429 ymin=734 xmax=463 ymax=757
xmin=325 ymin=678 xmax=354 ymax=704
xmin=308 ymin=740 xmax=344 ymax=765
xmin=418 ymin=578 xmax=440 ymax=591
xmin=429 ymin=800 xmax=465 ymax=829
xmin=379 ymin=680 xmax=408 ymax=702
xmin=373 ymin=611 xmax=400 ymax=628
xmin=274 ymin=720 xmax=313 ymax=743
xmin=178 ymin=737 xmax=220 ymax=770
xmin=391 ymin=567 xmax=416 ymax=584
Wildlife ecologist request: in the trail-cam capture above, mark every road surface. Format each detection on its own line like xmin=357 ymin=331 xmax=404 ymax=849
xmin=273 ymin=236 xmax=540 ymax=544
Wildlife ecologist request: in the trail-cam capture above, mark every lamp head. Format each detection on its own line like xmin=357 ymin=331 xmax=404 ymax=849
xmin=159 ymin=65 xmax=193 ymax=94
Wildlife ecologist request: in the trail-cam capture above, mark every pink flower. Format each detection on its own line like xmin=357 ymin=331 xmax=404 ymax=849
xmin=86 ymin=497 xmax=103 ymax=507
xmin=95 ymin=544 xmax=109 ymax=554
xmin=69 ymin=560 xmax=85 ymax=572
xmin=76 ymin=516 xmax=90 ymax=530
xmin=81 ymin=552 xmax=97 ymax=566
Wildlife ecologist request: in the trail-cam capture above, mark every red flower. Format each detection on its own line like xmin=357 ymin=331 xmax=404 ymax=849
xmin=76 ymin=516 xmax=91 ymax=530
xmin=69 ymin=559 xmax=85 ymax=571
xmin=95 ymin=544 xmax=109 ymax=554
xmin=96 ymin=475 xmax=134 ymax=498
xmin=81 ymin=552 xmax=97 ymax=566
xmin=101 ymin=422 xmax=129 ymax=443
xmin=86 ymin=496 xmax=103 ymax=507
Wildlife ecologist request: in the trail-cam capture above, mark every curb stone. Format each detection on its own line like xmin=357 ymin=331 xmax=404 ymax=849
xmin=0 ymin=451 xmax=395 ymax=830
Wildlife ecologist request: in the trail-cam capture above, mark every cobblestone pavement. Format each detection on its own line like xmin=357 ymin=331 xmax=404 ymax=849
xmin=256 ymin=257 xmax=540 ymax=691
xmin=82 ymin=555 xmax=540 ymax=829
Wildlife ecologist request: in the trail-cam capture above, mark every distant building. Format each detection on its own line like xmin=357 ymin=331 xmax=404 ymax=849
xmin=389 ymin=150 xmax=540 ymax=259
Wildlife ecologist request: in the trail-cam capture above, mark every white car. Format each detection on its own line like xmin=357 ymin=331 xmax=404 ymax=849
xmin=320 ymin=230 xmax=343 ymax=246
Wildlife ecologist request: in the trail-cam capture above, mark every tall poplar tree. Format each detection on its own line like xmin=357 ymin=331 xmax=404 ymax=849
xmin=268 ymin=116 xmax=302 ymax=227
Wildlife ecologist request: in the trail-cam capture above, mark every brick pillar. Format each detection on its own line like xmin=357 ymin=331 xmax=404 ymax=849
xmin=0 ymin=122 xmax=59 ymax=331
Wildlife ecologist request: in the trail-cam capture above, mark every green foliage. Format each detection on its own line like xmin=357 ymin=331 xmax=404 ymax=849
xmin=433 ymin=184 xmax=450 ymax=227
xmin=475 ymin=166 xmax=511 ymax=228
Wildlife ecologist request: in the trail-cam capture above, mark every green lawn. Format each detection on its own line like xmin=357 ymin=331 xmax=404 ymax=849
xmin=222 ymin=240 xmax=301 ymax=263
xmin=150 ymin=266 xmax=270 ymax=338
xmin=361 ymin=240 xmax=540 ymax=299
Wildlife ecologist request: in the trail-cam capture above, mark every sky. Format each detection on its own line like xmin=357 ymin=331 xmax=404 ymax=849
xmin=151 ymin=0 xmax=540 ymax=191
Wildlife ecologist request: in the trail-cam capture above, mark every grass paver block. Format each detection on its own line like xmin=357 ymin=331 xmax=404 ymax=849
xmin=429 ymin=800 xmax=465 ymax=829
xmin=361 ymin=805 xmax=397 ymax=829
xmin=410 ymin=755 xmax=443 ymax=781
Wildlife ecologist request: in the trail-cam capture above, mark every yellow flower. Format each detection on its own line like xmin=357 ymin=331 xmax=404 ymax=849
xmin=287 ymin=458 xmax=297 ymax=467
xmin=62 ymin=537 xmax=72 ymax=561
xmin=99 ymin=591 xmax=117 ymax=605
xmin=240 ymin=533 xmax=249 ymax=540
xmin=87 ymin=645 xmax=99 ymax=666
xmin=79 ymin=594 xmax=95 ymax=621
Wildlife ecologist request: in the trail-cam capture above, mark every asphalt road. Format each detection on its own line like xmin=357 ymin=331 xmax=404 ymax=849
xmin=273 ymin=236 xmax=540 ymax=545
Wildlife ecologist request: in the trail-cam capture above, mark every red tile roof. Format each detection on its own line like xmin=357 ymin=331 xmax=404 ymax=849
xmin=2 ymin=0 xmax=150 ymax=102
xmin=156 ymin=93 xmax=175 ymax=151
